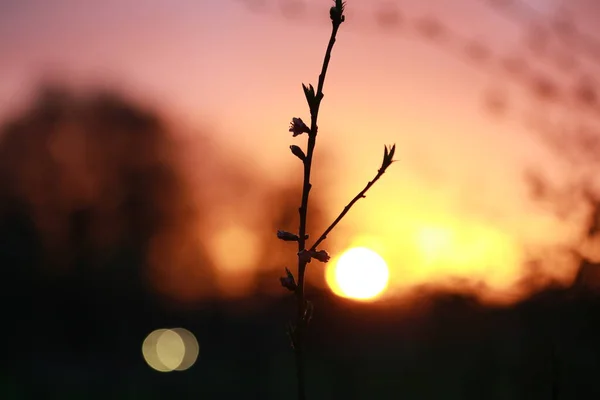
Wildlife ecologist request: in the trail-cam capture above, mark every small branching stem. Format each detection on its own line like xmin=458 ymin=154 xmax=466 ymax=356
xmin=294 ymin=18 xmax=342 ymax=400
xmin=284 ymin=3 xmax=395 ymax=399
xmin=310 ymin=167 xmax=388 ymax=252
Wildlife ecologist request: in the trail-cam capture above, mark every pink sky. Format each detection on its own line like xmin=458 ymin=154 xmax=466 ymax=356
xmin=1 ymin=0 xmax=594 ymax=302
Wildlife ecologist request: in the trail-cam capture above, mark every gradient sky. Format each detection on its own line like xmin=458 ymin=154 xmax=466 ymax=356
xmin=1 ymin=0 xmax=594 ymax=302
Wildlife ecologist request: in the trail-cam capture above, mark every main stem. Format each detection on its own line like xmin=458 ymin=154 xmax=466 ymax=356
xmin=294 ymin=22 xmax=340 ymax=400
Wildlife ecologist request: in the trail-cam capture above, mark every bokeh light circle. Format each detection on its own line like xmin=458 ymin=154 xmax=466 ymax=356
xmin=172 ymin=328 xmax=200 ymax=371
xmin=142 ymin=328 xmax=200 ymax=372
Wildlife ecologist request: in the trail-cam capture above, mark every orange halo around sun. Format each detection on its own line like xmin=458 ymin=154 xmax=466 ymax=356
xmin=326 ymin=247 xmax=390 ymax=301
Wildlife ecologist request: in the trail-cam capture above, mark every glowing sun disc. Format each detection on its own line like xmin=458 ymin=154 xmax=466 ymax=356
xmin=326 ymin=247 xmax=389 ymax=300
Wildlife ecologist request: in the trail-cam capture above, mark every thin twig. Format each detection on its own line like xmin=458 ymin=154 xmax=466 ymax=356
xmin=293 ymin=10 xmax=344 ymax=400
xmin=279 ymin=3 xmax=397 ymax=399
xmin=310 ymin=161 xmax=393 ymax=252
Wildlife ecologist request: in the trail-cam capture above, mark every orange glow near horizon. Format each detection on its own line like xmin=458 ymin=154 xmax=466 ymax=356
xmin=320 ymin=213 xmax=539 ymax=303
xmin=210 ymin=224 xmax=261 ymax=297
xmin=411 ymin=222 xmax=522 ymax=287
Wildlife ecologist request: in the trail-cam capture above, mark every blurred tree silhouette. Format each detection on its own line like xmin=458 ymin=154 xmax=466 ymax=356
xmin=0 ymin=85 xmax=220 ymax=376
xmin=0 ymin=84 xmax=214 ymax=296
xmin=0 ymin=81 xmax=332 ymax=375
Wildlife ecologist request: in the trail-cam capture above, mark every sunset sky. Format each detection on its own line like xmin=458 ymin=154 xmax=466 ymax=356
xmin=1 ymin=0 xmax=597 ymax=302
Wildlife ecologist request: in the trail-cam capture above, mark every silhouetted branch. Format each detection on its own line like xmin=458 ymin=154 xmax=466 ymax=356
xmin=277 ymin=2 xmax=396 ymax=399
xmin=286 ymin=2 xmax=346 ymax=399
xmin=310 ymin=144 xmax=396 ymax=252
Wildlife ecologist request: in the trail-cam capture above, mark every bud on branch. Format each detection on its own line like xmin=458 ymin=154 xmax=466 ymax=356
xmin=310 ymin=249 xmax=330 ymax=263
xmin=380 ymin=144 xmax=397 ymax=172
xmin=277 ymin=230 xmax=300 ymax=242
xmin=280 ymin=267 xmax=297 ymax=292
xmin=289 ymin=117 xmax=311 ymax=137
xmin=302 ymin=84 xmax=320 ymax=119
xmin=330 ymin=0 xmax=346 ymax=25
xmin=290 ymin=145 xmax=306 ymax=161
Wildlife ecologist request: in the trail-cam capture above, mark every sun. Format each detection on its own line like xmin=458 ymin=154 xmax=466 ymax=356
xmin=326 ymin=247 xmax=390 ymax=300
